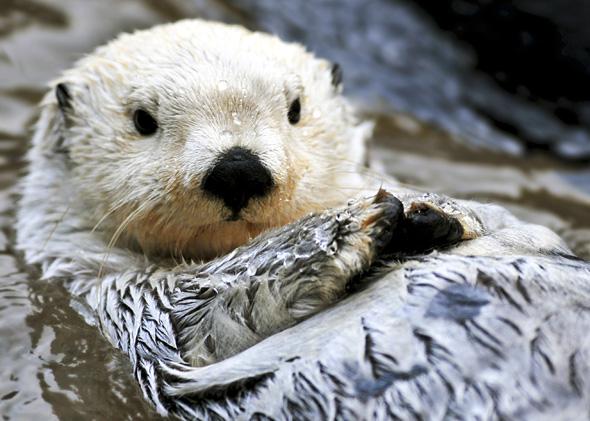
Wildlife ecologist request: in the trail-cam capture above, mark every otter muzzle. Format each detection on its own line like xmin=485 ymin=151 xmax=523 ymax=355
xmin=201 ymin=146 xmax=274 ymax=216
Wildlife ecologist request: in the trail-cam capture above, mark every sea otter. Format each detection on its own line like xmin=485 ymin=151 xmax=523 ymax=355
xmin=17 ymin=19 xmax=588 ymax=419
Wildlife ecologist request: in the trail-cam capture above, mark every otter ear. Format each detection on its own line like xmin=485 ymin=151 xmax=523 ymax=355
xmin=32 ymin=83 xmax=75 ymax=156
xmin=52 ymin=82 xmax=73 ymax=155
xmin=330 ymin=63 xmax=343 ymax=88
xmin=55 ymin=83 xmax=72 ymax=112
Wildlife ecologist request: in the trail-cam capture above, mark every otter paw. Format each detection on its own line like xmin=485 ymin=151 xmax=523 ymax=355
xmin=387 ymin=202 xmax=464 ymax=254
xmin=355 ymin=189 xmax=405 ymax=253
xmin=303 ymin=189 xmax=404 ymax=275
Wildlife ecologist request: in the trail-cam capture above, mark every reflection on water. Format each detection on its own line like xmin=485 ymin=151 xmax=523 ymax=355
xmin=0 ymin=0 xmax=588 ymax=419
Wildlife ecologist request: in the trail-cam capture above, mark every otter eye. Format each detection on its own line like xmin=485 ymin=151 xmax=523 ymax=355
xmin=133 ymin=109 xmax=158 ymax=135
xmin=288 ymin=98 xmax=301 ymax=125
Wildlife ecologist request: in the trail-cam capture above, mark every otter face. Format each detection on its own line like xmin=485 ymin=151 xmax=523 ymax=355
xmin=43 ymin=20 xmax=371 ymax=260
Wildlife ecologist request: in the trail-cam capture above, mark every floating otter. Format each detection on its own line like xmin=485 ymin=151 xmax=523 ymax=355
xmin=16 ymin=19 xmax=590 ymax=419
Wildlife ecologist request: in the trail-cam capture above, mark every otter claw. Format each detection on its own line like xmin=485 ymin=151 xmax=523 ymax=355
xmin=365 ymin=190 xmax=405 ymax=252
xmin=386 ymin=201 xmax=464 ymax=254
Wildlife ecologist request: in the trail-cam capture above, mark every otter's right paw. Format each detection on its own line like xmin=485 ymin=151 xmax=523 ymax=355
xmin=292 ymin=189 xmax=403 ymax=279
xmin=279 ymin=189 xmax=403 ymax=317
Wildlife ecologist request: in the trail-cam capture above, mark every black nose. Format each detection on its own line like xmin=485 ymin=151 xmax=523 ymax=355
xmin=202 ymin=147 xmax=274 ymax=215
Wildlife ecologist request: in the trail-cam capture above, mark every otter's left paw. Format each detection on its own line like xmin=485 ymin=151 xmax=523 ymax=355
xmin=387 ymin=202 xmax=464 ymax=254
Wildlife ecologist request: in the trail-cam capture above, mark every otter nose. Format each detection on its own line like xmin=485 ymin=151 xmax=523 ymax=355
xmin=202 ymin=146 xmax=274 ymax=215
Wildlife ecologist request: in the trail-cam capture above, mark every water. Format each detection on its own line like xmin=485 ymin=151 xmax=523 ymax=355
xmin=0 ymin=1 xmax=589 ymax=419
xmin=240 ymin=0 xmax=590 ymax=161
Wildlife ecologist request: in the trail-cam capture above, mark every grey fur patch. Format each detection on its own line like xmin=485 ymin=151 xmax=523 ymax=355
xmin=426 ymin=284 xmax=490 ymax=321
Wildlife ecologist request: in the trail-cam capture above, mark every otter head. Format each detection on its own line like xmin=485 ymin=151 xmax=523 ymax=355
xmin=37 ymin=20 xmax=372 ymax=260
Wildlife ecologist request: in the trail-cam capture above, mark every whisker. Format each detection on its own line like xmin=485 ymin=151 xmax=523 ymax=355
xmin=91 ymin=201 xmax=127 ymax=233
xmin=98 ymin=201 xmax=151 ymax=278
xmin=42 ymin=204 xmax=71 ymax=251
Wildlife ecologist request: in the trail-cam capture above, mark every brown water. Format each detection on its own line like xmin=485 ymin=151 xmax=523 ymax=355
xmin=0 ymin=1 xmax=588 ymax=419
